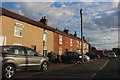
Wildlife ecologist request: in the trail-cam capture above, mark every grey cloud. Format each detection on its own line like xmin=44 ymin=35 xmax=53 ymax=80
xmin=93 ymin=11 xmax=118 ymax=29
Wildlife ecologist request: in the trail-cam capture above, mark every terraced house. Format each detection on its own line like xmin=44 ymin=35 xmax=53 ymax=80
xmin=0 ymin=8 xmax=90 ymax=56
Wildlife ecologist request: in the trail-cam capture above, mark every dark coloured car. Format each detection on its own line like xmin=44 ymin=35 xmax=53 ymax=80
xmin=1 ymin=45 xmax=49 ymax=79
xmin=61 ymin=51 xmax=83 ymax=63
xmin=85 ymin=52 xmax=100 ymax=59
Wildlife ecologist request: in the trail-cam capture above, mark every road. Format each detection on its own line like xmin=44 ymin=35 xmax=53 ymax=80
xmin=13 ymin=56 xmax=120 ymax=80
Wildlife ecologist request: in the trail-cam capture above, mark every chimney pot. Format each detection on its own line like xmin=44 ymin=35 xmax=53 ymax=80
xmin=74 ymin=31 xmax=77 ymax=37
xmin=63 ymin=28 xmax=69 ymax=34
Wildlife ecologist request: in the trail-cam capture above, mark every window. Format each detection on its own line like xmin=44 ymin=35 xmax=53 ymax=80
xmin=59 ymin=35 xmax=62 ymax=44
xmin=0 ymin=36 xmax=6 ymax=45
xmin=77 ymin=41 xmax=79 ymax=47
xmin=12 ymin=47 xmax=25 ymax=55
xmin=14 ymin=48 xmax=25 ymax=55
xmin=70 ymin=39 xmax=72 ymax=46
xmin=14 ymin=23 xmax=24 ymax=37
xmin=26 ymin=48 xmax=39 ymax=56
xmin=2 ymin=47 xmax=11 ymax=53
xmin=43 ymin=31 xmax=48 ymax=42
xmin=59 ymin=48 xmax=62 ymax=55
xmin=70 ymin=49 xmax=72 ymax=51
xmin=13 ymin=43 xmax=22 ymax=46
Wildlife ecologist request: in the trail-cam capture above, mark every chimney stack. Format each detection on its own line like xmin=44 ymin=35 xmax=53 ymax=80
xmin=39 ymin=16 xmax=48 ymax=25
xmin=63 ymin=28 xmax=69 ymax=34
xmin=74 ymin=31 xmax=77 ymax=37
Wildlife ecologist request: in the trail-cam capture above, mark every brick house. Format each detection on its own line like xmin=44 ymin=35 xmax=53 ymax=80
xmin=0 ymin=8 xmax=54 ymax=55
xmin=54 ymin=29 xmax=82 ymax=55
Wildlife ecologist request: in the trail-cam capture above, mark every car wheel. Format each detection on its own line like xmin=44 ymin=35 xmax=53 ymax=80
xmin=40 ymin=61 xmax=48 ymax=71
xmin=2 ymin=64 xmax=16 ymax=79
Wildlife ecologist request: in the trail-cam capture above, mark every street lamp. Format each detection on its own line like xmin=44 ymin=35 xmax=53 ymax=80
xmin=80 ymin=9 xmax=84 ymax=63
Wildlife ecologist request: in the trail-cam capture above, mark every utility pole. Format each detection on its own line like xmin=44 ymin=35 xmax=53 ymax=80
xmin=80 ymin=9 xmax=84 ymax=63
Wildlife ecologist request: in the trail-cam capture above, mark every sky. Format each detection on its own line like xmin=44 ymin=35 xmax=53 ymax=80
xmin=1 ymin=0 xmax=119 ymax=50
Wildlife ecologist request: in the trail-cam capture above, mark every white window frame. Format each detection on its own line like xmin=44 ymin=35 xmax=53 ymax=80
xmin=59 ymin=48 xmax=62 ymax=55
xmin=77 ymin=41 xmax=79 ymax=47
xmin=14 ymin=22 xmax=24 ymax=37
xmin=59 ymin=35 xmax=62 ymax=44
xmin=13 ymin=43 xmax=22 ymax=46
xmin=43 ymin=31 xmax=48 ymax=42
xmin=0 ymin=36 xmax=6 ymax=45
xmin=70 ymin=39 xmax=72 ymax=46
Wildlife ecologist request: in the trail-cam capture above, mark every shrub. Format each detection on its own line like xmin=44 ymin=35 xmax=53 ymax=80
xmin=47 ymin=51 xmax=59 ymax=62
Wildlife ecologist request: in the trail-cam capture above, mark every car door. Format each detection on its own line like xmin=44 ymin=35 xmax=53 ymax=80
xmin=11 ymin=46 xmax=27 ymax=68
xmin=25 ymin=48 xmax=42 ymax=67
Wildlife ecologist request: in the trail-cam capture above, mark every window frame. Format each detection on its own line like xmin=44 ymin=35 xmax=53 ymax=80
xmin=25 ymin=47 xmax=41 ymax=56
xmin=43 ymin=31 xmax=48 ymax=42
xmin=14 ymin=22 xmax=24 ymax=38
xmin=59 ymin=48 xmax=62 ymax=55
xmin=70 ymin=39 xmax=72 ymax=46
xmin=59 ymin=35 xmax=63 ymax=45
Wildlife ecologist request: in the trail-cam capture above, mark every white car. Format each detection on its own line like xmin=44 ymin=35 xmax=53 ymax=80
xmin=84 ymin=55 xmax=90 ymax=62
xmin=108 ymin=52 xmax=117 ymax=59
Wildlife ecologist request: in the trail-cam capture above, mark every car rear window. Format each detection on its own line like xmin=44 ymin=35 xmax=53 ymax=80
xmin=110 ymin=53 xmax=114 ymax=55
xmin=2 ymin=47 xmax=11 ymax=53
xmin=66 ymin=52 xmax=72 ymax=55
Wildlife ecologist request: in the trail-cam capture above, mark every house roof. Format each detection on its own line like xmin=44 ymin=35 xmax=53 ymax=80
xmin=0 ymin=7 xmax=89 ymax=43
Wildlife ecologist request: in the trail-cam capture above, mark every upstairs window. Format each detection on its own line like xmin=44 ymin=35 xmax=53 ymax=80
xmin=14 ymin=23 xmax=24 ymax=37
xmin=77 ymin=41 xmax=79 ymax=47
xmin=59 ymin=35 xmax=62 ymax=44
xmin=43 ymin=31 xmax=48 ymax=42
xmin=70 ymin=39 xmax=72 ymax=46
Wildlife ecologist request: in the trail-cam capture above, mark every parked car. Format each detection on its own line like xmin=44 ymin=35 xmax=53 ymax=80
xmin=1 ymin=45 xmax=49 ymax=79
xmin=61 ymin=51 xmax=83 ymax=64
xmin=108 ymin=52 xmax=117 ymax=59
xmin=85 ymin=52 xmax=100 ymax=59
xmin=84 ymin=55 xmax=90 ymax=62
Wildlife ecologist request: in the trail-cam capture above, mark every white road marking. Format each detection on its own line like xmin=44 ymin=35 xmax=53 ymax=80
xmin=90 ymin=59 xmax=109 ymax=79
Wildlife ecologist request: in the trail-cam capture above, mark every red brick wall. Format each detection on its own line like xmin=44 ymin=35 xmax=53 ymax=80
xmin=54 ymin=33 xmax=59 ymax=54
xmin=54 ymin=32 xmax=81 ymax=55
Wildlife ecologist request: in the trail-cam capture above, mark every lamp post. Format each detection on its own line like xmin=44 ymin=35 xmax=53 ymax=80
xmin=80 ymin=9 xmax=84 ymax=63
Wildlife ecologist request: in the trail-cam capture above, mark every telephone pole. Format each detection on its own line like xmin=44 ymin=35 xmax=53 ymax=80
xmin=80 ymin=9 xmax=84 ymax=63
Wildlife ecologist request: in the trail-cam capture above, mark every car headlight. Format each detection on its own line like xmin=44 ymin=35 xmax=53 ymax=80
xmin=79 ymin=56 xmax=82 ymax=58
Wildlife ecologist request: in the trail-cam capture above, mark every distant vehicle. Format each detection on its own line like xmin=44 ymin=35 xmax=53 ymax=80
xmin=108 ymin=52 xmax=117 ymax=59
xmin=93 ymin=50 xmax=105 ymax=58
xmin=1 ymin=45 xmax=49 ymax=79
xmin=61 ymin=51 xmax=83 ymax=64
xmin=84 ymin=55 xmax=90 ymax=62
xmin=85 ymin=52 xmax=100 ymax=59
